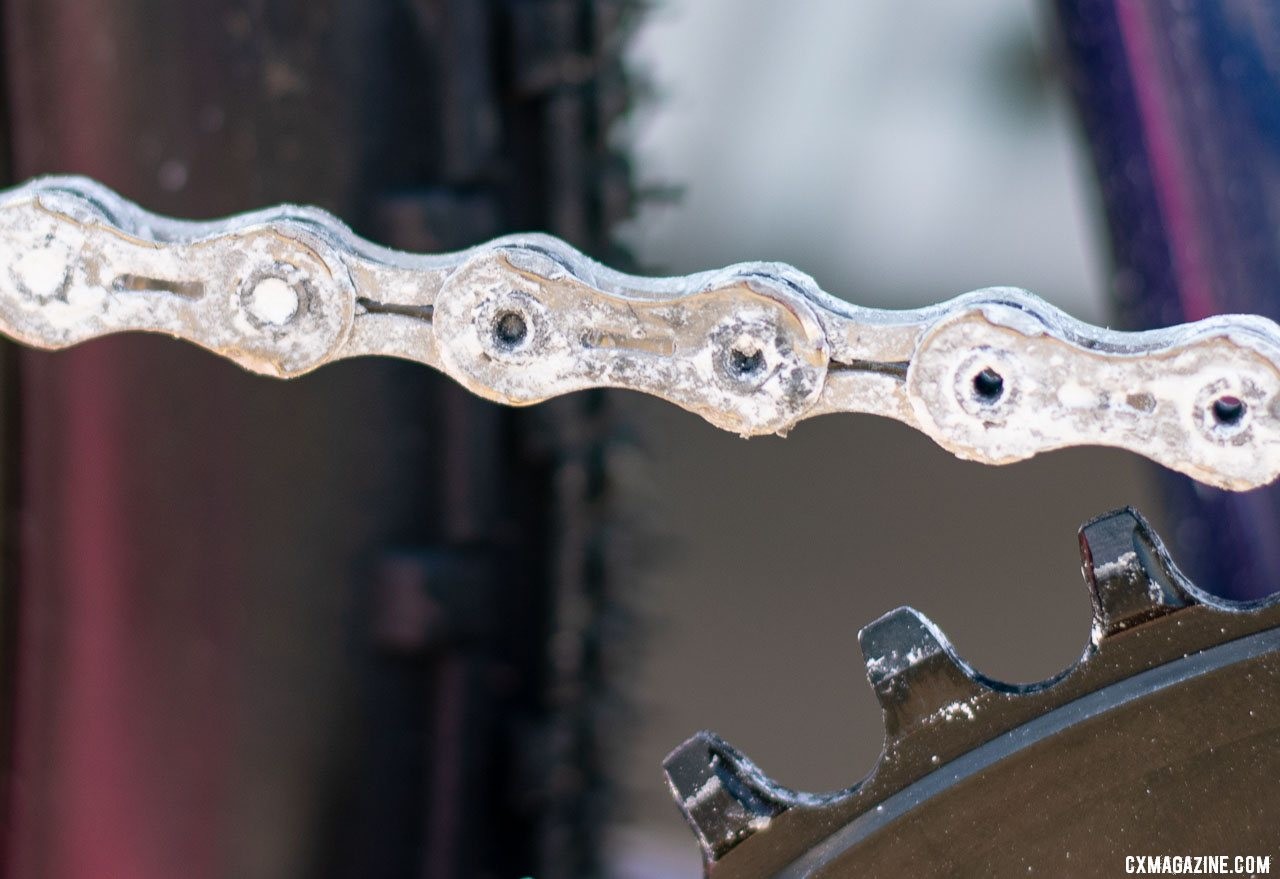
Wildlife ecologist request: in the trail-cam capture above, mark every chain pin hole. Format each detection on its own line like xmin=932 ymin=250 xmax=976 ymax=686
xmin=246 ymin=276 xmax=300 ymax=326
xmin=1211 ymin=395 xmax=1246 ymax=428
xmin=972 ymin=368 xmax=1004 ymax=404
xmin=729 ymin=346 xmax=765 ymax=377
xmin=492 ymin=309 xmax=528 ymax=349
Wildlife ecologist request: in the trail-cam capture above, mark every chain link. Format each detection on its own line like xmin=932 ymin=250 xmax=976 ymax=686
xmin=2 ymin=175 xmax=1279 ymax=489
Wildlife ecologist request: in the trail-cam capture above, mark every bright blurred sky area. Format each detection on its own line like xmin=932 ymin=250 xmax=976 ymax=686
xmin=617 ymin=0 xmax=1109 ymax=322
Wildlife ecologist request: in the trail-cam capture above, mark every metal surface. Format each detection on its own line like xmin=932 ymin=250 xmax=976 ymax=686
xmin=1 ymin=178 xmax=1279 ymax=489
xmin=664 ymin=509 xmax=1280 ymax=877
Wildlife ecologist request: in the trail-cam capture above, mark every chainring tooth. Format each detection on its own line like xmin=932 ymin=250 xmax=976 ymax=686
xmin=1079 ymin=507 xmax=1192 ymax=642
xmin=857 ymin=607 xmax=987 ymax=741
xmin=666 ymin=508 xmax=1280 ymax=876
xmin=663 ymin=732 xmax=789 ymax=863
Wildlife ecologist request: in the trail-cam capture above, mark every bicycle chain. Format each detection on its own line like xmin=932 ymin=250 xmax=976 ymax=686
xmin=2 ymin=175 xmax=1279 ymax=490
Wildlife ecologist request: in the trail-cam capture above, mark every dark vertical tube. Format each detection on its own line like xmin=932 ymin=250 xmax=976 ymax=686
xmin=1055 ymin=0 xmax=1280 ymax=598
xmin=1 ymin=2 xmax=439 ymax=876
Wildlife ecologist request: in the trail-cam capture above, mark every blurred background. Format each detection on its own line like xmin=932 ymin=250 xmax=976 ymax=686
xmin=3 ymin=1 xmax=1279 ymax=878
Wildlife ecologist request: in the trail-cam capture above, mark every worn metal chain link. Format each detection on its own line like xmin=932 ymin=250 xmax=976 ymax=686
xmin=2 ymin=175 xmax=1279 ymax=489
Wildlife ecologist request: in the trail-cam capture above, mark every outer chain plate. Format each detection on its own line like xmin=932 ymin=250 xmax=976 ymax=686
xmin=2 ymin=176 xmax=1280 ymax=488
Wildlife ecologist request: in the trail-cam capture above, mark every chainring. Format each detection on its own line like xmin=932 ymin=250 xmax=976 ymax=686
xmin=664 ymin=508 xmax=1280 ymax=877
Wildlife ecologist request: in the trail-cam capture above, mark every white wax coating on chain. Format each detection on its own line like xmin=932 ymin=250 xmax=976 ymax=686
xmin=0 ymin=175 xmax=1278 ymax=490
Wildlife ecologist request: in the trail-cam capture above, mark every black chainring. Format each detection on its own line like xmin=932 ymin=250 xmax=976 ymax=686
xmin=665 ymin=508 xmax=1280 ymax=877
